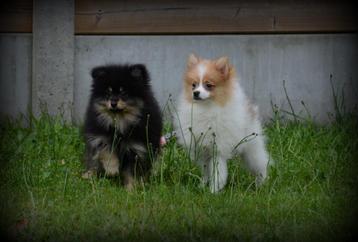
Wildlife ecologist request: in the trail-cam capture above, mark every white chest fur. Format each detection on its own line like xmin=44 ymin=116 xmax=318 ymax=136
xmin=175 ymin=84 xmax=262 ymax=160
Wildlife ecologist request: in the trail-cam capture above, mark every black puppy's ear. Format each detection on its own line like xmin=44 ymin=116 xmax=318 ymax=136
xmin=91 ymin=66 xmax=107 ymax=79
xmin=130 ymin=64 xmax=149 ymax=82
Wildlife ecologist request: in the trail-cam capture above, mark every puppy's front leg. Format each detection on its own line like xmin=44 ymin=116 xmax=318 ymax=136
xmin=208 ymin=156 xmax=228 ymax=193
xmin=194 ymin=159 xmax=209 ymax=187
xmin=241 ymin=136 xmax=269 ymax=186
xmin=121 ymin=169 xmax=135 ymax=191
xmin=82 ymin=135 xmax=111 ymax=179
xmin=98 ymin=149 xmax=120 ymax=177
xmin=121 ymin=151 xmax=139 ymax=191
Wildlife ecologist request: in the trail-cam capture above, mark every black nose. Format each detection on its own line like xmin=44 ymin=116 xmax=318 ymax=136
xmin=193 ymin=91 xmax=200 ymax=98
xmin=110 ymin=100 xmax=117 ymax=108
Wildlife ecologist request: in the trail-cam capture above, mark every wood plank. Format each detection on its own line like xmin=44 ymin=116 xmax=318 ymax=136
xmin=0 ymin=1 xmax=33 ymax=33
xmin=75 ymin=7 xmax=274 ymax=34
xmin=75 ymin=1 xmax=357 ymax=34
xmin=272 ymin=3 xmax=357 ymax=32
xmin=1 ymin=0 xmax=357 ymax=34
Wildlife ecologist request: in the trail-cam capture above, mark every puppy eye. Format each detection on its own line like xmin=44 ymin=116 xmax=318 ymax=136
xmin=205 ymin=83 xmax=214 ymax=89
xmin=106 ymin=87 xmax=112 ymax=98
xmin=192 ymin=83 xmax=197 ymax=89
xmin=119 ymin=87 xmax=127 ymax=95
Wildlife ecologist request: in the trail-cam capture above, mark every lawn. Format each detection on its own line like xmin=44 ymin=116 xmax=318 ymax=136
xmin=0 ymin=112 xmax=357 ymax=242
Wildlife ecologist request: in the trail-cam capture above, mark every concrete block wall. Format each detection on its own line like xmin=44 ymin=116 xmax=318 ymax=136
xmin=0 ymin=34 xmax=32 ymax=120
xmin=75 ymin=34 xmax=357 ymax=123
xmin=1 ymin=33 xmax=357 ymax=123
xmin=32 ymin=0 xmax=74 ymax=121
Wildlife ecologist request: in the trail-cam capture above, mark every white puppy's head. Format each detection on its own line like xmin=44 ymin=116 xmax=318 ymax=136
xmin=184 ymin=54 xmax=235 ymax=105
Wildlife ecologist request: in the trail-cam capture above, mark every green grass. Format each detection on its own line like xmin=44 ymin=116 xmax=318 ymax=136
xmin=1 ymin=112 xmax=358 ymax=242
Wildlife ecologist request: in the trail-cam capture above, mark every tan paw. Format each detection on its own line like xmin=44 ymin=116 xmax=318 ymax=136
xmin=124 ymin=182 xmax=135 ymax=191
xmin=122 ymin=171 xmax=136 ymax=191
xmin=81 ymin=170 xmax=97 ymax=179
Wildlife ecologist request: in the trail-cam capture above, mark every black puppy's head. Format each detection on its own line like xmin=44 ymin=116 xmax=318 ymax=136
xmin=90 ymin=64 xmax=150 ymax=115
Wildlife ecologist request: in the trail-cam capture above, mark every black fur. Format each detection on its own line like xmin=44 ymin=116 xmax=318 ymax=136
xmin=83 ymin=64 xmax=162 ymax=187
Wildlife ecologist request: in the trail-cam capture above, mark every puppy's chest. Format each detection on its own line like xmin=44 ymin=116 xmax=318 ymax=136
xmin=114 ymin=133 xmax=145 ymax=153
xmin=182 ymin=105 xmax=235 ymax=140
xmin=91 ymin=130 xmax=147 ymax=158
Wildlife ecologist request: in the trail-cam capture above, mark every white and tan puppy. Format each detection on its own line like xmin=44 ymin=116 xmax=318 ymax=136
xmin=175 ymin=54 xmax=270 ymax=193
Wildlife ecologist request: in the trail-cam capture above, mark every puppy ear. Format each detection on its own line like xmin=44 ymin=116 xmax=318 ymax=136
xmin=91 ymin=66 xmax=107 ymax=79
xmin=130 ymin=64 xmax=150 ymax=83
xmin=187 ymin=53 xmax=199 ymax=68
xmin=215 ymin=56 xmax=230 ymax=78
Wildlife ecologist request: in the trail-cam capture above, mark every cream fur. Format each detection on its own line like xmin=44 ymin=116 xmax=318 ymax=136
xmin=175 ymin=80 xmax=269 ymax=193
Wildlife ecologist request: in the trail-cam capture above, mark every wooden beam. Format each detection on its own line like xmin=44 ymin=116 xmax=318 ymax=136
xmin=0 ymin=1 xmax=33 ymax=33
xmin=75 ymin=1 xmax=357 ymax=34
xmin=1 ymin=0 xmax=357 ymax=34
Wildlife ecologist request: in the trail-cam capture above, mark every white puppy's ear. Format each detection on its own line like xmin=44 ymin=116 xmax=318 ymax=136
xmin=187 ymin=53 xmax=199 ymax=68
xmin=215 ymin=56 xmax=230 ymax=78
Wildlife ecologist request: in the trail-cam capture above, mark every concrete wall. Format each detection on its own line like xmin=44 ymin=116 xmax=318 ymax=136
xmin=0 ymin=34 xmax=32 ymax=119
xmin=1 ymin=33 xmax=357 ymax=123
xmin=75 ymin=34 xmax=358 ymax=122
xmin=32 ymin=0 xmax=74 ymax=121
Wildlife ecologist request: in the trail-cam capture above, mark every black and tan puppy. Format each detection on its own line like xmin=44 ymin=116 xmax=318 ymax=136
xmin=82 ymin=64 xmax=162 ymax=190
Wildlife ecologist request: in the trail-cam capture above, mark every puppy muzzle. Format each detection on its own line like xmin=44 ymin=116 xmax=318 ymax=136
xmin=193 ymin=91 xmax=202 ymax=100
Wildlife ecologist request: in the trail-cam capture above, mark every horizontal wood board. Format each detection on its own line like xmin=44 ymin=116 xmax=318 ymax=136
xmin=1 ymin=1 xmax=357 ymax=34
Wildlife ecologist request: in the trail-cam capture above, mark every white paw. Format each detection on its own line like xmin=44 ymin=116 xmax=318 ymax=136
xmin=209 ymin=178 xmax=226 ymax=193
xmin=199 ymin=176 xmax=208 ymax=188
xmin=255 ymin=173 xmax=267 ymax=186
